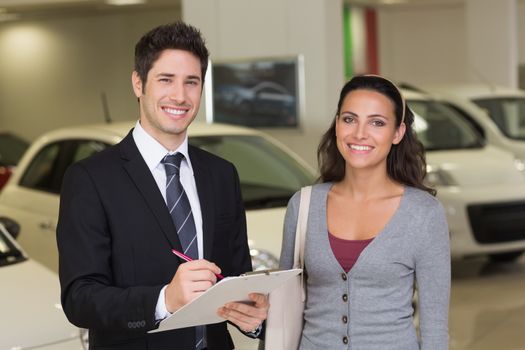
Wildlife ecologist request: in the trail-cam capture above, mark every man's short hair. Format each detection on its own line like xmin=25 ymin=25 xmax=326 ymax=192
xmin=134 ymin=21 xmax=209 ymax=89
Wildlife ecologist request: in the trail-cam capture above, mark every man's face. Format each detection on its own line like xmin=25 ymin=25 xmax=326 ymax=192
xmin=132 ymin=49 xmax=203 ymax=150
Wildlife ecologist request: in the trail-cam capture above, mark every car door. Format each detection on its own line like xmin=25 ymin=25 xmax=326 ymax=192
xmin=2 ymin=139 xmax=109 ymax=271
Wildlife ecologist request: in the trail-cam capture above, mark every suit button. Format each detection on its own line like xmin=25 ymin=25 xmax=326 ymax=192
xmin=140 ymin=320 xmax=146 ymax=327
xmin=343 ymin=336 xmax=348 ymax=344
xmin=341 ymin=273 xmax=347 ymax=281
xmin=127 ymin=322 xmax=133 ymax=328
xmin=342 ymin=293 xmax=348 ymax=302
xmin=342 ymin=315 xmax=348 ymax=324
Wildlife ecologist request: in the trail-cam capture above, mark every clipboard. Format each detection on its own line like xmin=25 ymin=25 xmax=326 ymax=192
xmin=149 ymin=268 xmax=302 ymax=333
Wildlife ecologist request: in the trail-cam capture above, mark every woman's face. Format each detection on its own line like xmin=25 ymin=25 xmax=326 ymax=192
xmin=335 ymin=89 xmax=405 ymax=173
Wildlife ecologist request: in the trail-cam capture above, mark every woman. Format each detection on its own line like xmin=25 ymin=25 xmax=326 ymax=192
xmin=279 ymin=75 xmax=450 ymax=349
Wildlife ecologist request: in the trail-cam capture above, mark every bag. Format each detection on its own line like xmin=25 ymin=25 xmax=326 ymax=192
xmin=264 ymin=186 xmax=311 ymax=350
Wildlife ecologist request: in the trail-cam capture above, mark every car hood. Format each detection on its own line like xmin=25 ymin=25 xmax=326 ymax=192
xmin=0 ymin=259 xmax=78 ymax=349
xmin=246 ymin=206 xmax=287 ymax=260
xmin=427 ymin=145 xmax=525 ymax=188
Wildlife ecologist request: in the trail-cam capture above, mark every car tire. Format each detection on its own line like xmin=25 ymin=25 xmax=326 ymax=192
xmin=489 ymin=251 xmax=524 ymax=263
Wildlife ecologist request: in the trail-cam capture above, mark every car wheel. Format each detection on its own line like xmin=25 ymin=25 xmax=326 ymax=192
xmin=489 ymin=251 xmax=524 ymax=263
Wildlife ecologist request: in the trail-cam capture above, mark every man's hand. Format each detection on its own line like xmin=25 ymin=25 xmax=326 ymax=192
xmin=217 ymin=293 xmax=269 ymax=333
xmin=165 ymin=259 xmax=222 ymax=313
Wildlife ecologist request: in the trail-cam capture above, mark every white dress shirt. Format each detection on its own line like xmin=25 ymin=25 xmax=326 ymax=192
xmin=132 ymin=121 xmax=204 ymax=320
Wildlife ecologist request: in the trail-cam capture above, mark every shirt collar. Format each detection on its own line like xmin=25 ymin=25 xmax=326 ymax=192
xmin=132 ymin=120 xmax=194 ymax=174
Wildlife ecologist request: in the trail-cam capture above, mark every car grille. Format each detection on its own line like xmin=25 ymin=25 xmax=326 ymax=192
xmin=467 ymin=201 xmax=525 ymax=244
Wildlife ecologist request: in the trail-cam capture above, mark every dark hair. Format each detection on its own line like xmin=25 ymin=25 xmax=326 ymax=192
xmin=134 ymin=21 xmax=209 ymax=91
xmin=317 ymin=75 xmax=436 ymax=196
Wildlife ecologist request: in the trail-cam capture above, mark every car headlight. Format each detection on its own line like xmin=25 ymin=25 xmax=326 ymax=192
xmin=250 ymin=248 xmax=279 ymax=270
xmin=514 ymin=158 xmax=525 ymax=172
xmin=425 ymin=165 xmax=457 ymax=187
xmin=79 ymin=328 xmax=89 ymax=350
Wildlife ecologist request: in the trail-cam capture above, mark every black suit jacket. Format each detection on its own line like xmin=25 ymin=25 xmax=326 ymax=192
xmin=57 ymin=131 xmax=252 ymax=350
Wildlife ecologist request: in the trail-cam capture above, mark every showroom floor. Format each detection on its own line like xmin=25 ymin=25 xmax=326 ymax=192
xmin=449 ymin=256 xmax=525 ymax=350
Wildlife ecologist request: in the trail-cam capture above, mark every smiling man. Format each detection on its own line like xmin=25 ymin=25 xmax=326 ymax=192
xmin=57 ymin=22 xmax=268 ymax=350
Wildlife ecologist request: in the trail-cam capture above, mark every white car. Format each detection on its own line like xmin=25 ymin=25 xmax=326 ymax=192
xmin=0 ymin=219 xmax=86 ymax=350
xmin=0 ymin=121 xmax=315 ymax=350
xmin=404 ymin=88 xmax=525 ymax=262
xmin=423 ymin=84 xmax=525 ymax=163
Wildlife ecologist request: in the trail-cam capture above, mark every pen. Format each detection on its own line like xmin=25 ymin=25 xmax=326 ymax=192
xmin=171 ymin=249 xmax=225 ymax=280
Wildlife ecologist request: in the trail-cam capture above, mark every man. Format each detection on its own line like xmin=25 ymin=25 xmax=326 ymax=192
xmin=57 ymin=22 xmax=268 ymax=350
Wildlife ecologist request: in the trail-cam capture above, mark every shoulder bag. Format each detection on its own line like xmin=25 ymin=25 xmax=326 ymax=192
xmin=264 ymin=186 xmax=311 ymax=350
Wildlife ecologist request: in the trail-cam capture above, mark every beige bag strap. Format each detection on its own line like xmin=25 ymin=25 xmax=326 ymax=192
xmin=293 ymin=186 xmax=311 ymax=302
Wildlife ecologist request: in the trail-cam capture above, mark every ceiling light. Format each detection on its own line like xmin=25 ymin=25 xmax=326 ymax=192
xmin=105 ymin=0 xmax=146 ymax=5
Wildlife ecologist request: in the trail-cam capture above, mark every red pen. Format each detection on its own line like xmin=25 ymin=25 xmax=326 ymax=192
xmin=171 ymin=249 xmax=224 ymax=280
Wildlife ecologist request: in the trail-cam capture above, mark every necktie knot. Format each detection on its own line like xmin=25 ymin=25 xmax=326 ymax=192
xmin=162 ymin=153 xmax=184 ymax=177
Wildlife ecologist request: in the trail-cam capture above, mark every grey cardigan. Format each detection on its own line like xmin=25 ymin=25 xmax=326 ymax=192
xmin=279 ymin=183 xmax=450 ymax=350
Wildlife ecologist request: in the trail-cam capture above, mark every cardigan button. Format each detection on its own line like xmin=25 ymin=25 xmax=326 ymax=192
xmin=341 ymin=273 xmax=347 ymax=281
xmin=342 ymin=315 xmax=348 ymax=324
xmin=343 ymin=336 xmax=348 ymax=344
xmin=342 ymin=293 xmax=348 ymax=302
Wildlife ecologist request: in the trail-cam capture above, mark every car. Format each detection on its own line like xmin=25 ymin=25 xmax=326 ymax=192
xmin=0 ymin=121 xmax=315 ymax=350
xmin=404 ymin=88 xmax=525 ymax=262
xmin=422 ymin=84 xmax=525 ymax=164
xmin=0 ymin=121 xmax=315 ymax=272
xmin=0 ymin=218 xmax=86 ymax=349
xmin=0 ymin=131 xmax=29 ymax=190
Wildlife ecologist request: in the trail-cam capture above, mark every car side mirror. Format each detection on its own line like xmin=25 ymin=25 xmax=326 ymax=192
xmin=0 ymin=217 xmax=20 ymax=239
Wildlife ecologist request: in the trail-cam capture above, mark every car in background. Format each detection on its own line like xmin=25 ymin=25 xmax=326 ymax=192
xmin=0 ymin=121 xmax=315 ymax=350
xmin=423 ymin=84 xmax=525 ymax=163
xmin=0 ymin=219 xmax=85 ymax=349
xmin=0 ymin=121 xmax=314 ymax=273
xmin=404 ymin=88 xmax=525 ymax=263
xmin=0 ymin=131 xmax=29 ymax=190
xmin=214 ymin=81 xmax=296 ymax=119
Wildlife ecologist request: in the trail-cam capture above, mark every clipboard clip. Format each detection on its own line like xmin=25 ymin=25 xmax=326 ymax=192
xmin=241 ymin=268 xmax=281 ymax=276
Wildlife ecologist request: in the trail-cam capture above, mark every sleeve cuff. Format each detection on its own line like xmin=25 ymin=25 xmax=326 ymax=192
xmin=155 ymin=285 xmax=173 ymax=321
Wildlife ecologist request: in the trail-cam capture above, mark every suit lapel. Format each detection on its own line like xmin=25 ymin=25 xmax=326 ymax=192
xmin=189 ymin=146 xmax=215 ymax=260
xmin=119 ymin=131 xmax=183 ymax=252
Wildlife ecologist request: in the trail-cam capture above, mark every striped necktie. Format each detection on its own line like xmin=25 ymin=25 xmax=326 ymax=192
xmin=162 ymin=153 xmax=204 ymax=350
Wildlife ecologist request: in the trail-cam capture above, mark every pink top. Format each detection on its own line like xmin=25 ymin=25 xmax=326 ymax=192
xmin=328 ymin=232 xmax=374 ymax=273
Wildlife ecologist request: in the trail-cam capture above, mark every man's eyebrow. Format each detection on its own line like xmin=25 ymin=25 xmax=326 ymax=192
xmin=155 ymin=73 xmax=201 ymax=82
xmin=186 ymin=75 xmax=201 ymax=81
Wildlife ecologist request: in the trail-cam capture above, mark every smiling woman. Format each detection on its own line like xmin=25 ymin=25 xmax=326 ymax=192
xmin=279 ymin=75 xmax=450 ymax=350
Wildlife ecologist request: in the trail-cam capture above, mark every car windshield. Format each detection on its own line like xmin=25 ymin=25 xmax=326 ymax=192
xmin=472 ymin=97 xmax=525 ymax=140
xmin=408 ymin=99 xmax=484 ymax=151
xmin=0 ymin=225 xmax=25 ymax=267
xmin=190 ymin=135 xmax=315 ymax=209
xmin=0 ymin=133 xmax=29 ymax=166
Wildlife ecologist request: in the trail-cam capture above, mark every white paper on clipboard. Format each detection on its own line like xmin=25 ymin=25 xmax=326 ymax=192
xmin=149 ymin=268 xmax=302 ymax=333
